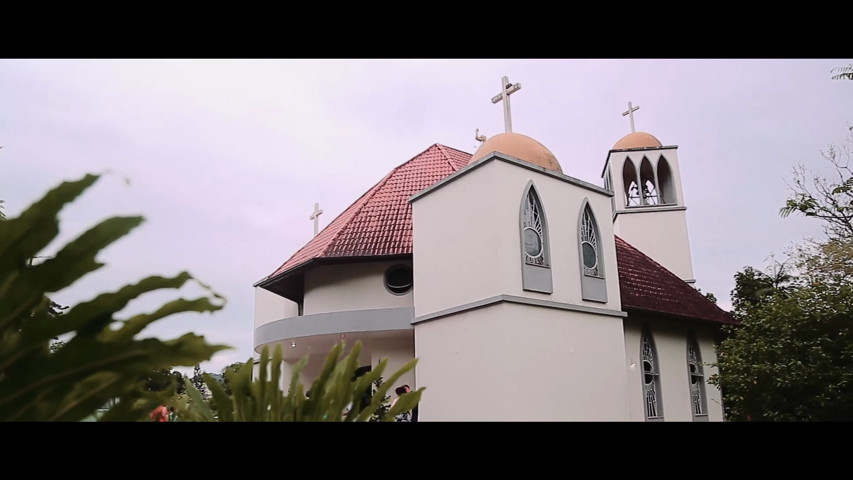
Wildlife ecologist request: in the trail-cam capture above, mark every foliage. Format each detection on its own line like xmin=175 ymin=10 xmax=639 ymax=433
xmin=779 ymin=134 xmax=853 ymax=240
xmin=696 ymin=288 xmax=717 ymax=304
xmin=0 ymin=173 xmax=229 ymax=421
xmin=710 ymin=274 xmax=853 ymax=421
xmin=729 ymin=261 xmax=794 ymax=319
xmin=711 ymin=135 xmax=853 ymax=421
xmin=218 ymin=361 xmax=245 ymax=396
xmin=831 ymin=64 xmax=853 ymax=81
xmin=369 ymin=376 xmax=392 ymax=422
xmin=791 ymin=237 xmax=853 ymax=286
xmin=190 ymin=364 xmax=209 ymax=399
xmin=144 ymin=368 xmax=187 ymax=395
xmin=171 ymin=341 xmax=422 ymax=422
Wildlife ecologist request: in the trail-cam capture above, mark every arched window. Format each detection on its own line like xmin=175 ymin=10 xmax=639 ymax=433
xmin=578 ymin=199 xmax=607 ymax=303
xmin=657 ymin=156 xmax=676 ymax=205
xmin=522 ymin=187 xmax=548 ymax=267
xmin=687 ymin=334 xmax=708 ymax=420
xmin=642 ymin=328 xmax=664 ymax=421
xmin=622 ymin=158 xmax=640 ymax=207
xmin=520 ymin=181 xmax=552 ymax=294
xmin=640 ymin=157 xmax=658 ymax=205
xmin=580 ymin=205 xmax=600 ymax=277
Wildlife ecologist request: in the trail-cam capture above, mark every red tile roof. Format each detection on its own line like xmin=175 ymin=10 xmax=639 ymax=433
xmin=261 ymin=143 xmax=736 ymax=326
xmin=266 ymin=144 xmax=470 ymax=279
xmin=615 ymin=236 xmax=738 ymax=325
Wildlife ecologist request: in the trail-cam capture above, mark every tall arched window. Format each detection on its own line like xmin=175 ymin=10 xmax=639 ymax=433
xmin=522 ymin=188 xmax=548 ymax=267
xmin=578 ymin=199 xmax=607 ymax=303
xmin=657 ymin=156 xmax=676 ymax=205
xmin=520 ymin=181 xmax=552 ymax=294
xmin=622 ymin=158 xmax=640 ymax=207
xmin=642 ymin=328 xmax=664 ymax=421
xmin=639 ymin=157 xmax=658 ymax=205
xmin=580 ymin=205 xmax=600 ymax=277
xmin=687 ymin=333 xmax=708 ymax=420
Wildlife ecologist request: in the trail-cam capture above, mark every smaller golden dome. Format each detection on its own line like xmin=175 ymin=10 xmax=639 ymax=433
xmin=469 ymin=132 xmax=562 ymax=173
xmin=613 ymin=132 xmax=662 ymax=150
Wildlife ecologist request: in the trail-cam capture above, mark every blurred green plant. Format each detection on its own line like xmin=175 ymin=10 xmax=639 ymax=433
xmin=0 ymin=173 xmax=229 ymax=421
xmin=173 ymin=341 xmax=423 ymax=422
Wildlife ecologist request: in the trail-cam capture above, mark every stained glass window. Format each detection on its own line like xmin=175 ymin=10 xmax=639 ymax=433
xmin=522 ymin=189 xmax=547 ymax=266
xmin=581 ymin=207 xmax=599 ymax=276
xmin=642 ymin=330 xmax=663 ymax=420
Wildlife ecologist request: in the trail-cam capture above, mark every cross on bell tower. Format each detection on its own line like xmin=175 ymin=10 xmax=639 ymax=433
xmin=622 ymin=101 xmax=640 ymax=133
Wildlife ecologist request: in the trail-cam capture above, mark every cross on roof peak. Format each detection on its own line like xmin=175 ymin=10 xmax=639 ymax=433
xmin=491 ymin=76 xmax=521 ymax=133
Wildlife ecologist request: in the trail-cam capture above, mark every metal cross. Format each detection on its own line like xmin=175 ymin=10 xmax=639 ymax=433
xmin=310 ymin=203 xmax=323 ymax=237
xmin=622 ymin=101 xmax=640 ymax=133
xmin=491 ymin=76 xmax=521 ymax=133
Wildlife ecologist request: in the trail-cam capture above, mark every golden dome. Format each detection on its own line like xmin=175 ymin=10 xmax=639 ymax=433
xmin=613 ymin=131 xmax=662 ymax=150
xmin=469 ymin=132 xmax=562 ymax=173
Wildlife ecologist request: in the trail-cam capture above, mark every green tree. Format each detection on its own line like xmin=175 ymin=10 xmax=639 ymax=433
xmin=172 ymin=341 xmax=421 ymax=422
xmin=0 ymin=173 xmax=229 ymax=421
xmin=730 ymin=260 xmax=794 ymax=319
xmin=144 ymin=368 xmax=187 ymax=395
xmin=190 ymin=364 xmax=209 ymax=399
xmin=710 ymin=272 xmax=853 ymax=421
xmin=779 ymin=133 xmax=853 ymax=240
xmin=218 ymin=361 xmax=245 ymax=396
xmin=711 ymin=136 xmax=853 ymax=421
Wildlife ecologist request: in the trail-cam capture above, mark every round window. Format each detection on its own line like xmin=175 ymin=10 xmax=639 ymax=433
xmin=385 ymin=265 xmax=413 ymax=295
xmin=582 ymin=241 xmax=597 ymax=269
xmin=522 ymin=227 xmax=542 ymax=257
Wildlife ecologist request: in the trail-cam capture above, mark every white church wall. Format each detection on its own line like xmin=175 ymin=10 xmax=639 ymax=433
xmin=368 ymin=334 xmax=416 ymax=395
xmin=412 ymin=161 xmax=513 ymax=317
xmin=254 ymin=286 xmax=298 ymax=329
xmin=303 ymin=260 xmax=414 ymax=315
xmin=490 ymin=161 xmax=622 ymax=311
xmin=412 ymin=158 xmax=622 ymax=318
xmin=613 ymin=209 xmax=696 ymax=283
xmin=623 ymin=321 xmax=724 ymax=422
xmin=414 ymin=302 xmax=629 ymax=421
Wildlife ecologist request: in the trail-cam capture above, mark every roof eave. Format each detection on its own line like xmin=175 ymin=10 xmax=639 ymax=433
xmin=256 ymin=253 xmax=414 ymax=303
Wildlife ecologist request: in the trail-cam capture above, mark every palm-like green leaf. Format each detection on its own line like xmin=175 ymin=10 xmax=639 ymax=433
xmin=176 ymin=341 xmax=422 ymax=422
xmin=0 ymin=173 xmax=229 ymax=422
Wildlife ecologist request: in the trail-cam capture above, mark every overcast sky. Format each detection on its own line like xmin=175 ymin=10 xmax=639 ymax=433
xmin=2 ymin=59 xmax=851 ymax=374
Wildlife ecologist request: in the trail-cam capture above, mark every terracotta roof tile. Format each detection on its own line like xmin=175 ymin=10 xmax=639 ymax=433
xmin=262 ymin=143 xmax=736 ymax=326
xmin=614 ymin=236 xmax=738 ymax=325
xmin=267 ymin=144 xmax=470 ymax=278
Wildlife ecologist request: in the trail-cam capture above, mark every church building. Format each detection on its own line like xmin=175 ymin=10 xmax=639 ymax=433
xmin=252 ymin=79 xmax=737 ymax=421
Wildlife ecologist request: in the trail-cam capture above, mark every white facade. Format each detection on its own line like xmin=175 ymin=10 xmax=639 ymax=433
xmin=304 ymin=261 xmax=413 ymax=315
xmin=623 ymin=321 xmax=723 ymax=422
xmin=253 ymin=133 xmax=731 ymax=421
xmin=415 ymin=302 xmax=629 ymax=421
xmin=412 ymin=157 xmax=621 ymax=316
xmin=606 ymin=147 xmax=696 ymax=283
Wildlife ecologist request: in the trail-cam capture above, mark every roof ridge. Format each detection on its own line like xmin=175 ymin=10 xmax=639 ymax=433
xmin=317 ymin=144 xmax=439 ymax=257
xmin=435 ymin=143 xmax=470 ymax=172
xmin=614 ymin=235 xmax=730 ymax=314
xmin=438 ymin=143 xmax=473 ymax=157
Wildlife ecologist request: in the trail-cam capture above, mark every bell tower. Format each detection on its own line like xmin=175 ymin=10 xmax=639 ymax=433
xmin=602 ymin=103 xmax=695 ymax=284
